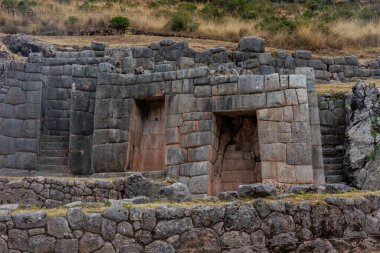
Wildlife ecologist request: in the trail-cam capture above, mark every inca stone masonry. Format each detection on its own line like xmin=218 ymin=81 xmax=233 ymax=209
xmin=1 ymin=36 xmax=375 ymax=195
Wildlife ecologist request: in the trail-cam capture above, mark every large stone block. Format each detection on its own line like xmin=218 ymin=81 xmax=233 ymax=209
xmin=179 ymin=161 xmax=211 ymax=177
xmin=257 ymin=108 xmax=283 ymax=122
xmin=2 ymin=118 xmax=22 ymax=137
xmin=14 ymin=103 xmax=40 ymax=119
xmin=165 ymin=145 xmax=186 ymax=166
xmin=5 ymin=87 xmax=25 ymax=105
xmin=238 ymin=36 xmax=265 ymax=53
xmin=188 ymin=175 xmax=209 ymax=194
xmin=296 ymin=89 xmax=308 ymax=104
xmin=258 ymin=121 xmax=277 ymax=143
xmin=180 ymin=132 xmax=212 ymax=148
xmin=293 ymin=104 xmax=309 ymax=122
xmin=91 ymin=143 xmax=128 ymax=173
xmin=295 ymin=165 xmax=313 ymax=183
xmin=238 ymin=75 xmax=264 ymax=94
xmin=266 ymin=91 xmax=285 ymax=108
xmin=5 ymin=152 xmax=37 ymax=170
xmin=264 ymin=73 xmax=280 ymax=91
xmin=289 ymin=75 xmax=307 ymax=88
xmin=260 ymin=143 xmax=286 ymax=162
xmin=277 ymin=164 xmax=296 ymax=183
xmin=291 ymin=122 xmax=311 ymax=143
xmin=187 ymin=145 xmax=214 ymax=162
xmin=286 ymin=143 xmax=312 ymax=165
xmin=284 ymin=89 xmax=298 ymax=106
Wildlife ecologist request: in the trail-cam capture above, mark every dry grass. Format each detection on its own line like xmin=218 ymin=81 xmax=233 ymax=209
xmin=1 ymin=0 xmax=380 ymax=54
xmin=316 ymin=79 xmax=380 ymax=94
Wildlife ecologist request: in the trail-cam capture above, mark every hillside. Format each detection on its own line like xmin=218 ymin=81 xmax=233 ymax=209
xmin=0 ymin=0 xmax=380 ymax=51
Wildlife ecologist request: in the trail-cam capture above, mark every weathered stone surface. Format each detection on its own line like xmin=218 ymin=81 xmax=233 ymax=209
xmin=154 ymin=217 xmax=193 ymax=239
xmin=79 ymin=233 xmax=104 ymax=253
xmin=177 ymin=228 xmax=221 ymax=252
xmin=225 ymin=203 xmax=261 ymax=233
xmin=27 ymin=235 xmax=56 ymax=253
xmin=145 ymin=240 xmax=175 ymax=253
xmin=55 ymin=239 xmax=79 ymax=253
xmin=221 ymin=231 xmax=251 ymax=248
xmin=47 ymin=217 xmax=71 ymax=238
xmin=12 ymin=211 xmax=46 ymax=229
xmin=238 ymin=183 xmax=277 ymax=198
xmin=238 ymin=36 xmax=266 ymax=53
xmin=344 ymin=82 xmax=380 ymax=190
xmin=159 ymin=183 xmax=191 ymax=202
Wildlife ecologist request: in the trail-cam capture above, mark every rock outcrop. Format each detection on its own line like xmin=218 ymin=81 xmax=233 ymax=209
xmin=1 ymin=33 xmax=57 ymax=57
xmin=344 ymin=81 xmax=380 ymax=190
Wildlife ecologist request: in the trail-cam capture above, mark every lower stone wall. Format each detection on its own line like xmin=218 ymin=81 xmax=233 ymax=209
xmin=0 ymin=195 xmax=379 ymax=252
xmin=0 ymin=175 xmax=167 ymax=208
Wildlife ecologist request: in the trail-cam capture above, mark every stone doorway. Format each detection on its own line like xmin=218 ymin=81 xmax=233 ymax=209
xmin=129 ymin=99 xmax=166 ymax=172
xmin=212 ymin=114 xmax=261 ymax=192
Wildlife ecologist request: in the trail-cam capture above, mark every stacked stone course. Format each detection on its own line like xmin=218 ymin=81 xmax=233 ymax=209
xmin=1 ymin=35 xmax=372 ymax=193
xmin=0 ymin=195 xmax=379 ymax=252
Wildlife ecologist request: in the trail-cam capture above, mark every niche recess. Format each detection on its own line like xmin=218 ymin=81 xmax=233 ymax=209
xmin=129 ymin=99 xmax=166 ymax=172
xmin=212 ymin=114 xmax=261 ymax=192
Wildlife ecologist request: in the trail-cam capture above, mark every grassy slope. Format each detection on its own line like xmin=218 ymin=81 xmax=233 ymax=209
xmin=0 ymin=0 xmax=380 ymax=52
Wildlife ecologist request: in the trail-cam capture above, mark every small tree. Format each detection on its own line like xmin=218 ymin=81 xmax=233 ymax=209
xmin=109 ymin=16 xmax=130 ymax=34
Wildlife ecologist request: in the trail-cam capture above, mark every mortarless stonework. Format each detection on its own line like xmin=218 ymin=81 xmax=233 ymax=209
xmin=0 ymin=37 xmax=328 ymax=195
xmin=0 ymin=195 xmax=379 ymax=252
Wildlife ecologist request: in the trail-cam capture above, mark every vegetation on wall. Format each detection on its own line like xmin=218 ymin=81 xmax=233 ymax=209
xmin=0 ymin=0 xmax=380 ymax=50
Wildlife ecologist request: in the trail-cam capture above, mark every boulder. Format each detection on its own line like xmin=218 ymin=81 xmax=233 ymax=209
xmin=238 ymin=36 xmax=266 ymax=53
xmin=343 ymin=81 xmax=380 ymax=190
xmin=79 ymin=233 xmax=104 ymax=253
xmin=158 ymin=182 xmax=191 ymax=202
xmin=238 ymin=183 xmax=277 ymax=198
xmin=2 ymin=33 xmax=57 ymax=57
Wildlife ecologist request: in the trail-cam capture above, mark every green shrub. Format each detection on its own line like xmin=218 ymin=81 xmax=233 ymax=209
xmin=169 ymin=11 xmax=191 ymax=32
xmin=178 ymin=2 xmax=196 ymax=13
xmin=358 ymin=7 xmax=377 ymax=22
xmin=199 ymin=4 xmax=223 ymax=20
xmin=109 ymin=16 xmax=130 ymax=33
xmin=259 ymin=15 xmax=297 ymax=32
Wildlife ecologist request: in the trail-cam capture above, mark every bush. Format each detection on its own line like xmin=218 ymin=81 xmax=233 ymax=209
xmin=109 ymin=16 xmax=130 ymax=33
xmin=259 ymin=15 xmax=297 ymax=32
xmin=358 ymin=7 xmax=377 ymax=22
xmin=169 ymin=11 xmax=191 ymax=32
xmin=199 ymin=4 xmax=223 ymax=20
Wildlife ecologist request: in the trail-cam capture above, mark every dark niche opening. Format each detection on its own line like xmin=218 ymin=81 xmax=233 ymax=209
xmin=129 ymin=99 xmax=166 ymax=172
xmin=212 ymin=114 xmax=261 ymax=193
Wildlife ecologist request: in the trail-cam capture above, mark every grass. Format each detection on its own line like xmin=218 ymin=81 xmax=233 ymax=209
xmin=8 ymin=190 xmax=380 ymax=217
xmin=0 ymin=0 xmax=380 ymax=53
xmin=316 ymin=79 xmax=380 ymax=94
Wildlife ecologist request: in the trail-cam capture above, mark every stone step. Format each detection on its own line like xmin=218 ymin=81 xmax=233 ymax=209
xmin=35 ymin=165 xmax=70 ymax=174
xmin=324 ymin=169 xmax=343 ymax=176
xmin=30 ymin=171 xmax=72 ymax=177
xmin=324 ymin=164 xmax=342 ymax=171
xmin=40 ymin=135 xmax=69 ymax=143
xmin=38 ymin=157 xmax=68 ymax=166
xmin=39 ymin=150 xmax=68 ymax=157
xmin=325 ymin=175 xmax=343 ymax=184
xmin=40 ymin=142 xmax=69 ymax=150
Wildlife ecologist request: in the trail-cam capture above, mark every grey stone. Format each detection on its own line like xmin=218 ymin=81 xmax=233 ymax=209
xmin=101 ymin=219 xmax=116 ymax=241
xmin=8 ymin=229 xmax=28 ymax=251
xmin=159 ymin=183 xmax=191 ymax=202
xmin=221 ymin=231 xmax=251 ymax=248
xmin=67 ymin=208 xmax=84 ymax=230
xmin=295 ymin=51 xmax=312 ymax=60
xmin=238 ymin=183 xmax=277 ymax=198
xmin=55 ymin=239 xmax=79 ymax=253
xmin=225 ymin=203 xmax=261 ymax=233
xmin=116 ymin=222 xmax=133 ymax=237
xmin=238 ymin=36 xmax=266 ymax=53
xmin=145 ymin=240 xmax=174 ymax=253
xmin=83 ymin=213 xmax=102 ymax=234
xmin=102 ymin=206 xmax=129 ymax=222
xmin=12 ymin=211 xmax=46 ymax=229
xmin=79 ymin=233 xmax=104 ymax=253
xmin=153 ymin=217 xmax=193 ymax=239
xmin=47 ymin=217 xmax=71 ymax=238
xmin=177 ymin=228 xmax=220 ymax=252
xmin=27 ymin=235 xmax=56 ymax=253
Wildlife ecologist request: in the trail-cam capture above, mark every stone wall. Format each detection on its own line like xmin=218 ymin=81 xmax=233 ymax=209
xmin=91 ymin=67 xmax=323 ymax=195
xmin=0 ymin=55 xmax=43 ymax=176
xmin=318 ymin=94 xmax=348 ymax=184
xmin=0 ymin=195 xmax=379 ymax=252
xmin=0 ymin=174 xmax=169 ymax=208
